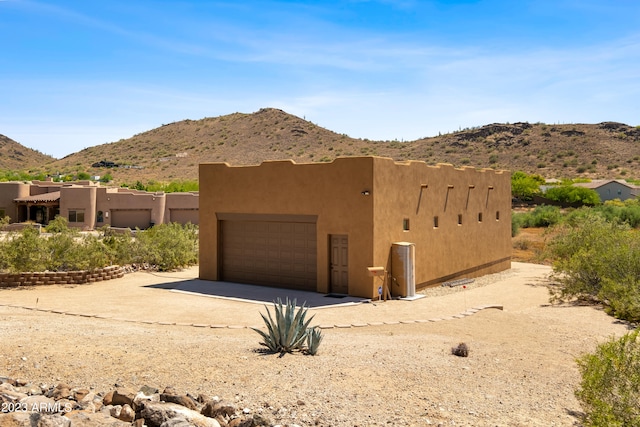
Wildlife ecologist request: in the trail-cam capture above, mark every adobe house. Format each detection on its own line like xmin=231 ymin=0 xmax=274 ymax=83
xmin=0 ymin=180 xmax=198 ymax=230
xmin=199 ymin=156 xmax=512 ymax=298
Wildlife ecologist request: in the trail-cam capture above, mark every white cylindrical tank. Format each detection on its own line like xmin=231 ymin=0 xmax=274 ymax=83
xmin=391 ymin=242 xmax=416 ymax=298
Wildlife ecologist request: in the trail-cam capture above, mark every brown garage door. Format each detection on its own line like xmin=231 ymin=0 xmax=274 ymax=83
xmin=110 ymin=209 xmax=152 ymax=229
xmin=220 ymin=218 xmax=317 ymax=291
xmin=169 ymin=209 xmax=199 ymax=225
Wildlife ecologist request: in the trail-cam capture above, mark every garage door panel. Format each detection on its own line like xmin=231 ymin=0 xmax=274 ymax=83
xmin=221 ymin=219 xmax=316 ymax=291
xmin=111 ymin=209 xmax=152 ymax=229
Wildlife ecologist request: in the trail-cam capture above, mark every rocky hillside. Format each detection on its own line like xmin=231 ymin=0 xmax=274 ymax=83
xmin=0 ymin=134 xmax=55 ymax=172
xmin=4 ymin=109 xmax=640 ymax=183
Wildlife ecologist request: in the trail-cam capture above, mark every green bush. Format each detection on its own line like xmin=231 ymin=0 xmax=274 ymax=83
xmin=512 ymin=205 xmax=562 ymax=230
xmin=511 ymin=214 xmax=522 ymax=237
xmin=0 ymin=221 xmax=199 ymax=273
xmin=546 ymin=212 xmax=640 ymax=322
xmin=511 ymin=171 xmax=544 ymax=200
xmin=0 ymin=227 xmax=49 ymax=272
xmin=544 ymin=185 xmax=601 ymax=206
xmin=575 ymin=330 xmax=640 ymax=427
xmin=135 ymin=222 xmax=198 ymax=271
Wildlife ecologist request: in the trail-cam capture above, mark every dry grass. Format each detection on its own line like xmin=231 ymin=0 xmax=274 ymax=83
xmin=512 ymin=227 xmax=549 ymax=264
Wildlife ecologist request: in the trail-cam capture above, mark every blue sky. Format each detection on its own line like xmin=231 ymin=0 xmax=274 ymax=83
xmin=1 ymin=0 xmax=639 ymax=159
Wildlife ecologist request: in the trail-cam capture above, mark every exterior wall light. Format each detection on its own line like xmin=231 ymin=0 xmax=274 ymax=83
xmin=361 ymin=190 xmax=370 ymax=196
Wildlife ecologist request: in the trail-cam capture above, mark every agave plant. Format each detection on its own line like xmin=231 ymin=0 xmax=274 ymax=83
xmin=252 ymin=298 xmax=315 ymax=354
xmin=305 ymin=326 xmax=324 ymax=356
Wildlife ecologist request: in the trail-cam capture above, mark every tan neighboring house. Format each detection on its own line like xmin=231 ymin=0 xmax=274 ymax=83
xmin=573 ymin=179 xmax=640 ymax=202
xmin=199 ymin=157 xmax=512 ymax=299
xmin=0 ymin=180 xmax=198 ymax=230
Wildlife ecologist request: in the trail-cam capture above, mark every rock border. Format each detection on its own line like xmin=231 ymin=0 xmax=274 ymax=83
xmin=0 ymin=266 xmax=124 ymax=287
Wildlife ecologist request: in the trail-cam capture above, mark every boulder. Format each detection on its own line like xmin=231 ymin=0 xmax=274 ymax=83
xmin=139 ymin=401 xmax=221 ymax=427
xmin=111 ymin=387 xmax=135 ymax=407
xmin=118 ymin=404 xmax=135 ymax=422
xmin=160 ymin=393 xmax=199 ymax=411
xmin=19 ymin=395 xmax=58 ymax=413
xmin=201 ymin=401 xmax=236 ymax=418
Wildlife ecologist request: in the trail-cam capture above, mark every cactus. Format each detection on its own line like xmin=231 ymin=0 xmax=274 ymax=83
xmin=305 ymin=326 xmax=323 ymax=356
xmin=252 ymin=298 xmax=315 ymax=354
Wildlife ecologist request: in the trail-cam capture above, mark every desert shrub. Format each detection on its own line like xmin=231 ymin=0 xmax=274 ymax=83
xmin=135 ymin=222 xmax=199 ymax=271
xmin=575 ymin=330 xmax=640 ymax=427
xmin=44 ymin=216 xmax=70 ymax=233
xmin=1 ymin=227 xmax=49 ymax=272
xmin=583 ymin=200 xmax=640 ymax=228
xmin=0 ymin=222 xmax=199 ymax=273
xmin=100 ymin=227 xmax=138 ymax=266
xmin=252 ymin=298 xmax=321 ymax=355
xmin=511 ymin=214 xmax=522 ymax=237
xmin=546 ymin=212 xmax=640 ymax=322
xmin=513 ymin=205 xmax=562 ymax=230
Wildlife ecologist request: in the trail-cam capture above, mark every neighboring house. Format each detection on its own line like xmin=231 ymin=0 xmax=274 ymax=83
xmin=0 ymin=180 xmax=198 ymax=230
xmin=573 ymin=179 xmax=640 ymax=202
xmin=199 ymin=157 xmax=512 ymax=298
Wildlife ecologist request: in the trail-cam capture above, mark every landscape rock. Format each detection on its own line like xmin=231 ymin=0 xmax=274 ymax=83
xmin=159 ymin=418 xmax=195 ymax=427
xmin=228 ymin=417 xmax=254 ymax=427
xmin=73 ymin=388 xmax=90 ymax=401
xmin=0 ymin=412 xmax=71 ymax=427
xmin=110 ymin=387 xmax=136 ymax=407
xmin=140 ymin=401 xmax=221 ymax=427
xmin=139 ymin=385 xmax=159 ymax=396
xmin=201 ymin=401 xmax=236 ymax=418
xmin=49 ymin=383 xmax=71 ymax=400
xmin=102 ymin=390 xmax=115 ymax=406
xmin=19 ymin=395 xmax=57 ymax=413
xmin=65 ymin=411 xmax=133 ymax=426
xmin=117 ymin=403 xmax=135 ymax=422
xmin=161 ymin=393 xmax=199 ymax=411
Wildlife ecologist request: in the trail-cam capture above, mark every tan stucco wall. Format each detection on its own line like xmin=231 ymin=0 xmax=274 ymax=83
xmin=165 ymin=192 xmax=199 ymax=224
xmin=199 ymin=158 xmax=375 ymax=295
xmin=199 ymin=157 xmax=511 ymax=298
xmin=371 ymin=159 xmax=511 ymax=291
xmin=60 ymin=186 xmax=97 ymax=230
xmin=95 ymin=188 xmax=166 ymax=228
xmin=1 ymin=181 xmax=199 ymax=229
xmin=0 ymin=182 xmax=30 ymax=221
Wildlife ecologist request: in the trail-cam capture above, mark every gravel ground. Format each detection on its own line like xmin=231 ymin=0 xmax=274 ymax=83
xmin=0 ymin=263 xmax=633 ymax=426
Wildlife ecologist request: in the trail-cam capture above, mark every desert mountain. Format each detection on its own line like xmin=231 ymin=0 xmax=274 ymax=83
xmin=5 ymin=108 xmax=640 ymax=183
xmin=0 ymin=134 xmax=55 ymax=172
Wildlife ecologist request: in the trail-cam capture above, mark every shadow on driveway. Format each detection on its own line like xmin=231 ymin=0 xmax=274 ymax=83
xmin=145 ymin=279 xmax=369 ymax=309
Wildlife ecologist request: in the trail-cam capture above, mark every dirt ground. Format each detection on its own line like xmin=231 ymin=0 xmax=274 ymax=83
xmin=0 ymin=262 xmax=633 ymax=426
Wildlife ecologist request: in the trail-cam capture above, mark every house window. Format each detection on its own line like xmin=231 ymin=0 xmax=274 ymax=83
xmin=433 ymin=216 xmax=439 ymax=228
xmin=496 ymin=211 xmax=500 ymax=221
xmin=478 ymin=212 xmax=483 ymax=222
xmin=96 ymin=211 xmax=104 ymax=223
xmin=0 ymin=208 xmax=6 ymax=219
xmin=68 ymin=210 xmax=85 ymax=223
xmin=458 ymin=214 xmax=463 ymax=225
xmin=403 ymin=218 xmax=410 ymax=231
